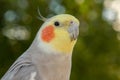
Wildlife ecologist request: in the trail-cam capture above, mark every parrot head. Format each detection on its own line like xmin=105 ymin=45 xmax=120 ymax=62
xmin=37 ymin=14 xmax=79 ymax=54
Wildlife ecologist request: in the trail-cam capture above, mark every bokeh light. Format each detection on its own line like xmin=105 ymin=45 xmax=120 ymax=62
xmin=49 ymin=0 xmax=66 ymax=14
xmin=4 ymin=10 xmax=18 ymax=22
xmin=2 ymin=25 xmax=30 ymax=40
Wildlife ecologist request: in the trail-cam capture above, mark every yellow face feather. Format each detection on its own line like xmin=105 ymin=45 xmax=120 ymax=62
xmin=40 ymin=14 xmax=79 ymax=54
xmin=50 ymin=28 xmax=77 ymax=54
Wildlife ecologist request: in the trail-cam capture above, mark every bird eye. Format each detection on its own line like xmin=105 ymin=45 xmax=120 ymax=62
xmin=54 ymin=21 xmax=60 ymax=26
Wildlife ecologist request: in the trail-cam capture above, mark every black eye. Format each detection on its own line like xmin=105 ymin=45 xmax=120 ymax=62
xmin=54 ymin=21 xmax=60 ymax=26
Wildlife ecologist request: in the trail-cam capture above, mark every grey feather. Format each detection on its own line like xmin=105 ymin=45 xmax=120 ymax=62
xmin=1 ymin=54 xmax=40 ymax=80
xmin=1 ymin=37 xmax=72 ymax=80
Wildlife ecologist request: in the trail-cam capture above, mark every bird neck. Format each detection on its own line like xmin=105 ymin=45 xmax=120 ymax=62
xmin=31 ymin=50 xmax=72 ymax=80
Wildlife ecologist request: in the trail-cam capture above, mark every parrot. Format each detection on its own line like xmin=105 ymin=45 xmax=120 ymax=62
xmin=1 ymin=14 xmax=80 ymax=80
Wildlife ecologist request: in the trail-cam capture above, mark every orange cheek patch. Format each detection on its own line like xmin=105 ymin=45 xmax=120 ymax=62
xmin=41 ymin=25 xmax=55 ymax=42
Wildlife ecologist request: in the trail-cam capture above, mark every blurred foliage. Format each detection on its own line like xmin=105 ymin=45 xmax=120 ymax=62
xmin=0 ymin=0 xmax=120 ymax=80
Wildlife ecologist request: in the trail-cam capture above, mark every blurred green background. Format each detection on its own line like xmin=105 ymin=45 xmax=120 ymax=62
xmin=0 ymin=0 xmax=120 ymax=80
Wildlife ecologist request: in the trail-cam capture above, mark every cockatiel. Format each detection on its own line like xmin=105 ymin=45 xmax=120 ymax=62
xmin=1 ymin=14 xmax=79 ymax=80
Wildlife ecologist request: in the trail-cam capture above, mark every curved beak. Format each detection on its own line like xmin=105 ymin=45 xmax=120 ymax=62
xmin=68 ymin=22 xmax=79 ymax=41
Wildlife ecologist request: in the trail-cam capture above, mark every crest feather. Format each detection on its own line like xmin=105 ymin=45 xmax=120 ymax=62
xmin=37 ymin=8 xmax=47 ymax=21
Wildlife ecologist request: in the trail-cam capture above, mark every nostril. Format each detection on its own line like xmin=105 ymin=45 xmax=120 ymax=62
xmin=70 ymin=21 xmax=73 ymax=24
